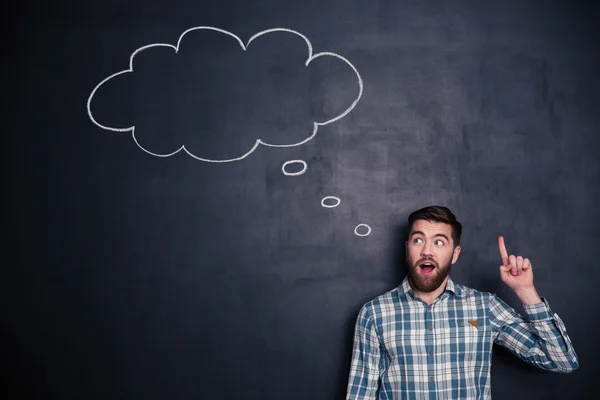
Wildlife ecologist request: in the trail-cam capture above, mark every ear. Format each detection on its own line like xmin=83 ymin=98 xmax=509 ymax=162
xmin=451 ymin=245 xmax=461 ymax=264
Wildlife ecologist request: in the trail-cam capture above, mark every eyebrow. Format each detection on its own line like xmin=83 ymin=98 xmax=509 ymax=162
xmin=409 ymin=231 xmax=450 ymax=241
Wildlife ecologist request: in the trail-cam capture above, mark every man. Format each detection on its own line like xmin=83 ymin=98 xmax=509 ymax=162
xmin=346 ymin=205 xmax=578 ymax=399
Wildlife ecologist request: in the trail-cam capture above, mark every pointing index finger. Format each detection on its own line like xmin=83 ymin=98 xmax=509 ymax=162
xmin=498 ymin=236 xmax=509 ymax=266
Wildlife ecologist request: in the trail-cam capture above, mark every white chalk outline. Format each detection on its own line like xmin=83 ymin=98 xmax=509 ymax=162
xmin=354 ymin=224 xmax=372 ymax=237
xmin=321 ymin=196 xmax=341 ymax=208
xmin=281 ymin=160 xmax=307 ymax=176
xmin=86 ymin=26 xmax=364 ymax=163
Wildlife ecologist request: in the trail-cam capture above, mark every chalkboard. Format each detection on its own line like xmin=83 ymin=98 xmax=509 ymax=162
xmin=6 ymin=0 xmax=599 ymax=399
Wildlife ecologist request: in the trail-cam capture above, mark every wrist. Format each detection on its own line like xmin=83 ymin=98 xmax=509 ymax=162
xmin=514 ymin=286 xmax=541 ymax=305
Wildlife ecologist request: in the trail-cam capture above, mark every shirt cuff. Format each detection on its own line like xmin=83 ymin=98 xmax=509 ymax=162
xmin=523 ymin=297 xmax=554 ymax=321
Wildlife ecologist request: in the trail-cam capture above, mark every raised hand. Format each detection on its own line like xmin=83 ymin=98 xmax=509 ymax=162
xmin=497 ymin=236 xmax=535 ymax=293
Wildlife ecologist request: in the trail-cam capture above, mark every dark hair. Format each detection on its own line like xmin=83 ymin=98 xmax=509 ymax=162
xmin=407 ymin=205 xmax=462 ymax=246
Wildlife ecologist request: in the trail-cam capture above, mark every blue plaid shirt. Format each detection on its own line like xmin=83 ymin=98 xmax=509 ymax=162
xmin=346 ymin=277 xmax=579 ymax=399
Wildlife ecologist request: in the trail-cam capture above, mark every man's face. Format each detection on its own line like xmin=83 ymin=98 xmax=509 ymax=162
xmin=405 ymin=219 xmax=461 ymax=293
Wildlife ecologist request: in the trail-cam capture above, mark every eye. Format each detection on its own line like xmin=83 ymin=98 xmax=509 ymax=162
xmin=434 ymin=239 xmax=444 ymax=246
xmin=413 ymin=237 xmax=423 ymax=244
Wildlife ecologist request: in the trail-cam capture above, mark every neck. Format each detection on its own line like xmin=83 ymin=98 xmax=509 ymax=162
xmin=410 ymin=276 xmax=449 ymax=305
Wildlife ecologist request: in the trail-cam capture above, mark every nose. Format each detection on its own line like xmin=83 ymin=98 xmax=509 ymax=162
xmin=421 ymin=242 xmax=433 ymax=257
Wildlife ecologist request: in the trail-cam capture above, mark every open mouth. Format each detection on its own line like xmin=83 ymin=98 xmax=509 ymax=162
xmin=418 ymin=261 xmax=436 ymax=275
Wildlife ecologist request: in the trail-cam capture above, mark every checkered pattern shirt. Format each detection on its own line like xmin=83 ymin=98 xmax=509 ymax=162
xmin=346 ymin=277 xmax=579 ymax=399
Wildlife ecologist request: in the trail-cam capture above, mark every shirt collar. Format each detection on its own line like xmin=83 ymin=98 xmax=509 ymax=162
xmin=398 ymin=275 xmax=465 ymax=299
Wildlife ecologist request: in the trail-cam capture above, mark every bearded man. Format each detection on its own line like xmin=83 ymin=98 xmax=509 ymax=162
xmin=345 ymin=205 xmax=578 ymax=400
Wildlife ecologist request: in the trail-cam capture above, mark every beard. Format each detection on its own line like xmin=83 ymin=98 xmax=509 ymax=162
xmin=407 ymin=256 xmax=453 ymax=293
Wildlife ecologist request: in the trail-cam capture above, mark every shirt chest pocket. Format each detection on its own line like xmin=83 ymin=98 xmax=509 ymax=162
xmin=436 ymin=319 xmax=482 ymax=362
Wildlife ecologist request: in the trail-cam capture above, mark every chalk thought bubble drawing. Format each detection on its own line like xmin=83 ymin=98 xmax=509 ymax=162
xmin=354 ymin=224 xmax=372 ymax=237
xmin=321 ymin=196 xmax=341 ymax=208
xmin=86 ymin=26 xmax=363 ymax=163
xmin=282 ymin=160 xmax=308 ymax=176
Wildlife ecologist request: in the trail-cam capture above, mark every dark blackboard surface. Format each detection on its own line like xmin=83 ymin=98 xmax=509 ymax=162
xmin=6 ymin=0 xmax=599 ymax=399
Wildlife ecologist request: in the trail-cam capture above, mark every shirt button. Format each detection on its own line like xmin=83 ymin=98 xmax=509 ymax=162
xmin=429 ymin=351 xmax=434 ymax=356
xmin=427 ymin=305 xmax=432 ymax=310
xmin=460 ymin=321 xmax=464 ymax=327
xmin=428 ymin=326 xmax=433 ymax=331
xmin=430 ymin=376 xmax=435 ymax=382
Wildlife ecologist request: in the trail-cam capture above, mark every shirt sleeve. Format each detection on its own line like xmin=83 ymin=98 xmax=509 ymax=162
xmin=346 ymin=303 xmax=381 ymax=399
xmin=489 ymin=294 xmax=579 ymax=373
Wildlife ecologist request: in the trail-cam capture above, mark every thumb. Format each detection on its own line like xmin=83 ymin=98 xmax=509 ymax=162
xmin=499 ymin=264 xmax=511 ymax=273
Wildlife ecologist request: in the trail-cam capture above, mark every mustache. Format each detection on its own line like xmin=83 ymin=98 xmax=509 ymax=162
xmin=415 ymin=257 xmax=438 ymax=267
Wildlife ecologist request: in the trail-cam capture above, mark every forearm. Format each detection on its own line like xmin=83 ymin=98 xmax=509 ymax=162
xmin=346 ymin=367 xmax=380 ymax=400
xmin=492 ymin=295 xmax=579 ymax=373
xmin=518 ymin=304 xmax=579 ymax=372
xmin=514 ymin=286 xmax=542 ymax=305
